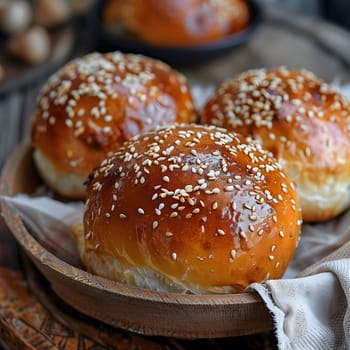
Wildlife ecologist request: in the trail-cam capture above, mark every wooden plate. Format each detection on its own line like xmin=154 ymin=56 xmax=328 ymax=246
xmin=0 ymin=139 xmax=273 ymax=339
xmin=0 ymin=208 xmax=276 ymax=349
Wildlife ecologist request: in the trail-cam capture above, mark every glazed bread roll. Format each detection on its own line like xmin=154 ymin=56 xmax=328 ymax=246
xmin=31 ymin=52 xmax=196 ymax=199
xmin=201 ymin=67 xmax=350 ymax=222
xmin=103 ymin=0 xmax=250 ymax=46
xmin=75 ymin=124 xmax=302 ymax=294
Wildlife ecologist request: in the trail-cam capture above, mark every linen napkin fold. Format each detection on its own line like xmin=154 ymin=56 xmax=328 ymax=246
xmin=0 ymin=194 xmax=83 ymax=266
xmin=250 ymin=211 xmax=350 ymax=350
xmin=1 ymin=193 xmax=350 ymax=349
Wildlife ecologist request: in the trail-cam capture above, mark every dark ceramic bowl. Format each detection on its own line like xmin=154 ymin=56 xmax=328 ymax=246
xmin=86 ymin=0 xmax=262 ymax=65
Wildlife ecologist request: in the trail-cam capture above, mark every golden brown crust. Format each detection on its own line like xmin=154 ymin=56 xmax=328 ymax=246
xmin=81 ymin=124 xmax=302 ymax=293
xmin=103 ymin=0 xmax=250 ymax=46
xmin=201 ymin=67 xmax=350 ymax=222
xmin=31 ymin=52 xmax=196 ymax=198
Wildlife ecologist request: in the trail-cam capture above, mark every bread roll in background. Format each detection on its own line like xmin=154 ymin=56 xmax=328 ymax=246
xmin=201 ymin=67 xmax=350 ymax=222
xmin=75 ymin=124 xmax=302 ymax=294
xmin=31 ymin=52 xmax=196 ymax=199
xmin=103 ymin=0 xmax=250 ymax=46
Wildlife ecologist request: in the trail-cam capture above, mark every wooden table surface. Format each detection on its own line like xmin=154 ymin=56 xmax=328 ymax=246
xmin=0 ymin=4 xmax=350 ymax=349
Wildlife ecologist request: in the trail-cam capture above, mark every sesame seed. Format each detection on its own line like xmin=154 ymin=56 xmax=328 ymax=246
xmin=65 ymin=119 xmax=73 ymax=128
xmin=185 ymin=185 xmax=193 ymax=192
xmin=279 ymin=231 xmax=285 ymax=238
xmin=249 ymin=214 xmax=257 ymax=221
xmin=230 ymin=249 xmax=236 ymax=259
xmin=170 ymin=212 xmax=178 ymax=218
xmin=137 ymin=208 xmax=145 ymax=215
xmin=217 ymin=229 xmax=226 ymax=236
xmin=269 ymin=255 xmax=275 ymax=261
xmin=212 ymin=201 xmax=218 ymax=210
xmin=171 ymin=252 xmax=177 ymax=261
xmin=244 ymin=203 xmax=252 ymax=210
xmin=165 ymin=232 xmax=173 ymax=237
xmin=152 ymin=221 xmax=158 ymax=229
xmin=239 ymin=230 xmax=247 ymax=240
xmin=119 ymin=213 xmax=127 ymax=219
xmin=263 ymin=272 xmax=270 ymax=282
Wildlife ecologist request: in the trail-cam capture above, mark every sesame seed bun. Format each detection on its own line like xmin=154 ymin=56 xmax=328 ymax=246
xmin=200 ymin=67 xmax=350 ymax=222
xmin=75 ymin=124 xmax=302 ymax=294
xmin=103 ymin=0 xmax=250 ymax=46
xmin=31 ymin=52 xmax=196 ymax=199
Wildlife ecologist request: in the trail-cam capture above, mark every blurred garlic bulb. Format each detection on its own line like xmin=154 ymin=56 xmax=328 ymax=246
xmin=6 ymin=25 xmax=51 ymax=65
xmin=33 ymin=0 xmax=71 ymax=28
xmin=67 ymin=0 xmax=93 ymax=15
xmin=0 ymin=0 xmax=32 ymax=35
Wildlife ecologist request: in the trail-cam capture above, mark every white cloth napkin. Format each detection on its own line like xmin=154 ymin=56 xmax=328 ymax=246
xmin=250 ymin=214 xmax=350 ymax=350
xmin=0 ymin=194 xmax=83 ymax=267
xmin=1 ymin=193 xmax=350 ymax=349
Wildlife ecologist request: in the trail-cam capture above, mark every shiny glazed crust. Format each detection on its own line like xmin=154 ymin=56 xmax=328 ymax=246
xmin=31 ymin=51 xmax=196 ymax=198
xmin=103 ymin=0 xmax=250 ymax=46
xmin=78 ymin=124 xmax=302 ymax=294
xmin=201 ymin=67 xmax=350 ymax=222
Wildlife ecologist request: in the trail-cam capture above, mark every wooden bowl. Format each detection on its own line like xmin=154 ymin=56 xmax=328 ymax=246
xmin=0 ymin=139 xmax=273 ymax=339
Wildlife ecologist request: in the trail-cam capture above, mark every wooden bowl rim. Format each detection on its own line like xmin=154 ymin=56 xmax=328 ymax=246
xmin=0 ymin=139 xmax=272 ymax=337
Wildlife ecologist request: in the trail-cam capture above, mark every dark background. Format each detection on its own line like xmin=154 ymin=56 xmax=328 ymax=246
xmin=258 ymin=0 xmax=350 ymax=30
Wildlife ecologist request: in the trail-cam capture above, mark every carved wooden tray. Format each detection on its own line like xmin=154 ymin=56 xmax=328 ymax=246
xmin=0 ymin=140 xmax=275 ymax=344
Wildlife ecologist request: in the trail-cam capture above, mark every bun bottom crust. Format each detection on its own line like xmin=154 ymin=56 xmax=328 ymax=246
xmin=72 ymin=222 xmax=238 ymax=294
xmin=33 ymin=149 xmax=86 ymax=199
xmin=284 ymin=160 xmax=350 ymax=222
